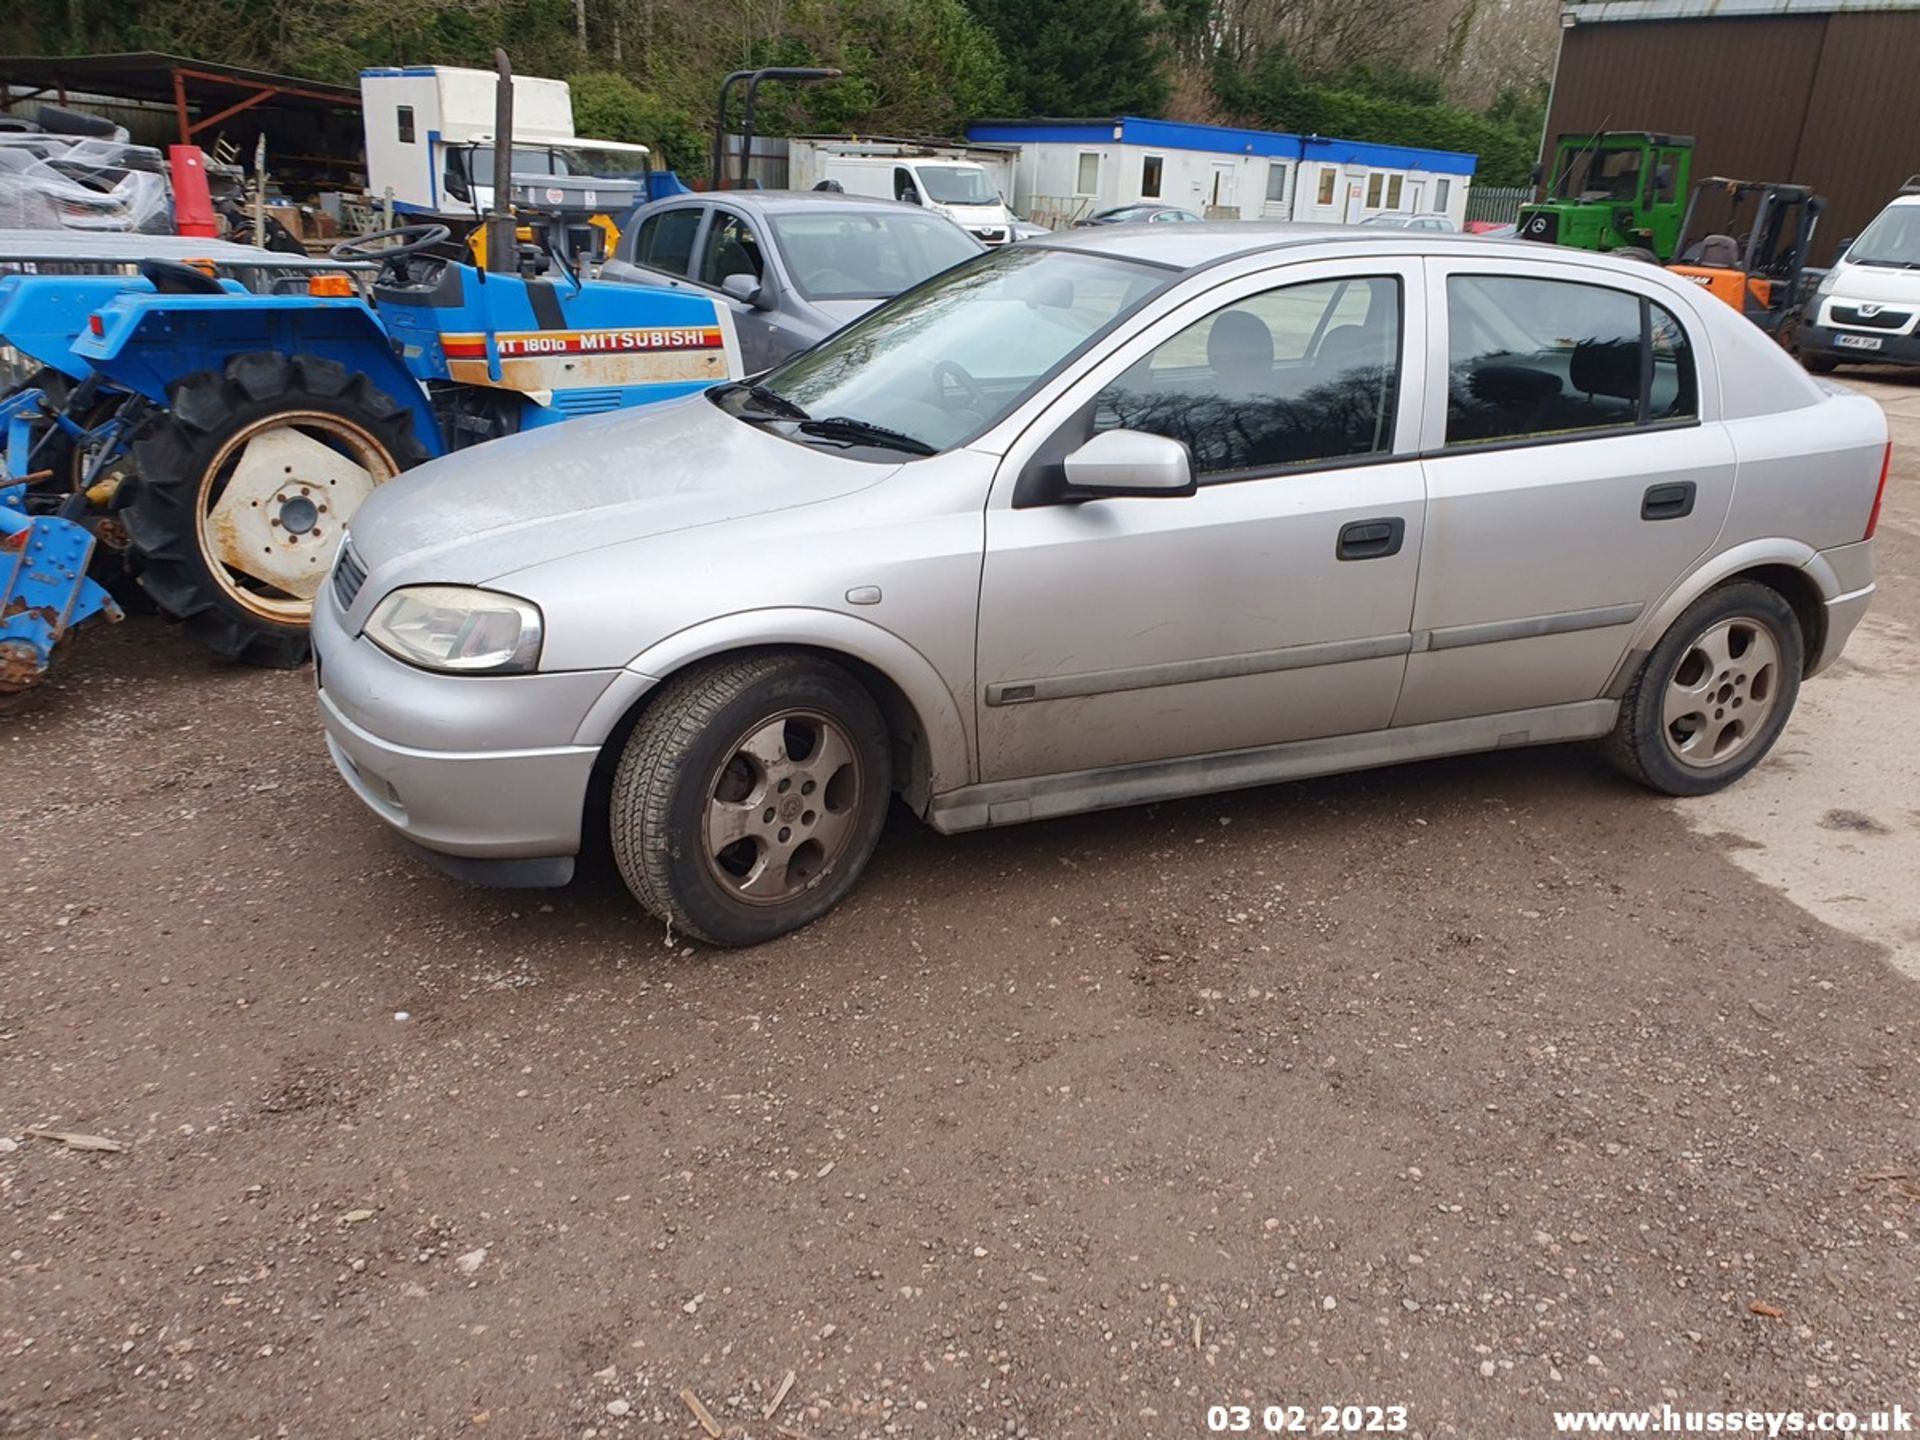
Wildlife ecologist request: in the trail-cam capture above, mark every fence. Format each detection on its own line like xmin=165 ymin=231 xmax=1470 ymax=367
xmin=1024 ymin=195 xmax=1095 ymax=230
xmin=1466 ymin=185 xmax=1531 ymax=227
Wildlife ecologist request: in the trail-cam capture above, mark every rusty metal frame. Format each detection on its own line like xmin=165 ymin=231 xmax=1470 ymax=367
xmin=169 ymin=64 xmax=359 ymax=144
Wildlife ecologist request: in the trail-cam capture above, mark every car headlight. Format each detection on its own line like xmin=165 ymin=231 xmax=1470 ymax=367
xmin=364 ymin=585 xmax=544 ymax=674
xmin=1815 ymin=270 xmax=1840 ymax=298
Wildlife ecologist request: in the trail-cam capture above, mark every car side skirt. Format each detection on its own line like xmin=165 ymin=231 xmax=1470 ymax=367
xmin=926 ymin=699 xmax=1620 ymax=834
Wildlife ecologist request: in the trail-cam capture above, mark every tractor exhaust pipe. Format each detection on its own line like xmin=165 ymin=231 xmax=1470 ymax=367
xmin=484 ymin=47 xmax=518 ymax=274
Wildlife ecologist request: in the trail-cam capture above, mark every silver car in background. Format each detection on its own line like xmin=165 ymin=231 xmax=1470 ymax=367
xmin=316 ymin=227 xmax=1887 ymax=947
xmin=603 ymin=190 xmax=983 ymax=372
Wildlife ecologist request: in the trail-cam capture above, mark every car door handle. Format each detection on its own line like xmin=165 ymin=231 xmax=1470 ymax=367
xmin=1641 ymin=482 xmax=1696 ymax=521
xmin=1336 ymin=517 xmax=1406 ymax=561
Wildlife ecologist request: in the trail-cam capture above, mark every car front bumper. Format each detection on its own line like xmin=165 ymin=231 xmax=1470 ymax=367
xmin=1800 ymin=321 xmax=1920 ymax=367
xmin=313 ymin=591 xmax=628 ymax=884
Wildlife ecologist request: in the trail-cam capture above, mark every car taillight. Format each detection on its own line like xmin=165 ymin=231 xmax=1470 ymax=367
xmin=1865 ymin=441 xmax=1891 ymax=540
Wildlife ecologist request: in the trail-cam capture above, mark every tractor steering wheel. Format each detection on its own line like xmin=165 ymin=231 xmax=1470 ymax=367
xmin=330 ymin=224 xmax=452 ymax=282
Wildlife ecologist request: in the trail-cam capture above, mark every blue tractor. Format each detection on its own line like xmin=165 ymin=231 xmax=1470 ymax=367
xmin=63 ymin=224 xmax=738 ymax=666
xmin=2 ymin=51 xmax=741 ymax=698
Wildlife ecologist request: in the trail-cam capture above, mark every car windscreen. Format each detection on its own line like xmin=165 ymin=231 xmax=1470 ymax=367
xmin=724 ymin=246 xmax=1171 ymax=455
xmin=916 ymin=165 xmax=997 ymax=205
xmin=768 ymin=210 xmax=984 ymax=300
xmin=1848 ymin=204 xmax=1920 ymax=268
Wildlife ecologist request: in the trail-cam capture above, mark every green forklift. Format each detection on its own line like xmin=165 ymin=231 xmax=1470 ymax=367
xmin=1517 ymin=132 xmax=1696 ymax=261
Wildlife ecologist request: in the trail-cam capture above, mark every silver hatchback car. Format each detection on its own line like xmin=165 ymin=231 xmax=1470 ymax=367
xmin=315 ymin=227 xmax=1887 ymax=947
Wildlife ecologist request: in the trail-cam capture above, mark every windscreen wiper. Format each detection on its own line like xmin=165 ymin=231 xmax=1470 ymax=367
xmin=730 ymin=380 xmax=809 ymax=419
xmin=796 ymin=415 xmax=937 ymax=456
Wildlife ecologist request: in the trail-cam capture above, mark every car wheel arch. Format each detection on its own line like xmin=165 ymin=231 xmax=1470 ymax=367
xmin=1614 ymin=539 xmax=1832 ymax=692
xmin=574 ymin=613 xmax=973 ymax=813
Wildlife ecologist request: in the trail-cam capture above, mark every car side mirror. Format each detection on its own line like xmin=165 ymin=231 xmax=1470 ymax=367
xmin=721 ymin=272 xmax=773 ymax=310
xmin=1062 ymin=429 xmax=1195 ymax=499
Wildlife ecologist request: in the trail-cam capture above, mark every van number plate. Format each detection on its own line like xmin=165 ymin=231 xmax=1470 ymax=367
xmin=1835 ymin=334 xmax=1884 ymax=351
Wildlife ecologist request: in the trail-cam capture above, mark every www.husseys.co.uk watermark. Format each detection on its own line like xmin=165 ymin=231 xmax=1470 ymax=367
xmin=1552 ymin=1405 xmax=1912 ymax=1435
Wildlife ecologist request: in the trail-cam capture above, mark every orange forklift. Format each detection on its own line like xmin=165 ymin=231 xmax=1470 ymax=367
xmin=1665 ymin=177 xmax=1825 ymax=345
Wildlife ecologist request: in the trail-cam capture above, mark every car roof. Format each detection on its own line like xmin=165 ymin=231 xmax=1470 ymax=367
xmin=649 ymin=189 xmax=928 ymax=216
xmin=1029 ymin=222 xmax=1591 ymax=272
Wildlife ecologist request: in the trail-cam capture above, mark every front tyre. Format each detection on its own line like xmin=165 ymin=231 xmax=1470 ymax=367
xmin=610 ymin=654 xmax=892 ymax=947
xmin=117 ymin=353 xmax=427 ymax=667
xmin=1605 ymin=581 xmax=1803 ymax=797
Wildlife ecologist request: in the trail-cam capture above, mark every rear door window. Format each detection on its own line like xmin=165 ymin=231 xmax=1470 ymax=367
xmin=631 ymin=206 xmax=704 ymax=275
xmin=1444 ymin=275 xmax=1698 ymax=446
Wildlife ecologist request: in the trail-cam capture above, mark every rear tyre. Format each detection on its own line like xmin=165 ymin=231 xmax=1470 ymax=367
xmin=117 ymin=353 xmax=427 ymax=667
xmin=609 ymin=654 xmax=891 ymax=947
xmin=1605 ymin=581 xmax=1803 ymax=797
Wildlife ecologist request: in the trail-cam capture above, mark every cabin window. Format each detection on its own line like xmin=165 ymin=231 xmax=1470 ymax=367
xmin=1317 ymin=168 xmax=1337 ymax=206
xmin=1076 ymin=152 xmax=1101 ymax=196
xmin=1265 ymin=163 xmax=1288 ymax=204
xmin=1366 ymin=173 xmax=1384 ymax=208
xmin=397 ymin=105 xmax=416 ymax=145
xmin=1141 ymin=155 xmax=1163 ymax=199
xmin=1386 ymin=175 xmax=1403 ymax=209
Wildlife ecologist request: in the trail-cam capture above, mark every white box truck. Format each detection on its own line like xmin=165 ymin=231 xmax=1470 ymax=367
xmin=361 ymin=65 xmax=653 ymax=224
xmin=787 ymin=138 xmax=1017 ymax=245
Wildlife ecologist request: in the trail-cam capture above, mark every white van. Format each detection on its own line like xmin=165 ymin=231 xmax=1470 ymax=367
xmin=1799 ymin=180 xmax=1920 ymax=372
xmin=790 ymin=147 xmax=1015 ymax=245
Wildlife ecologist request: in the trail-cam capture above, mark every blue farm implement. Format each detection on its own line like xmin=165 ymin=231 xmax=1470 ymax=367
xmin=1 ymin=432 xmax=120 ymax=707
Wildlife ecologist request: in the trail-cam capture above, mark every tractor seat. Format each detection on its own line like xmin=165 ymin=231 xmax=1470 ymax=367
xmin=138 ymin=258 xmax=225 ymax=295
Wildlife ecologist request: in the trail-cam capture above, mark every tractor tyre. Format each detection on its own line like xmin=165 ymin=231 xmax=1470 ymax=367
xmin=116 ymin=353 xmax=428 ymax=668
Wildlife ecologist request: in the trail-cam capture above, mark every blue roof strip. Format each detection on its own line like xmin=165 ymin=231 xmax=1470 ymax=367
xmin=966 ymin=115 xmax=1477 ymax=176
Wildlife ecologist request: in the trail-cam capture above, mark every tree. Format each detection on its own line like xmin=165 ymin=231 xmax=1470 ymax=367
xmin=967 ymin=0 xmax=1168 ymax=116
xmin=569 ymin=69 xmax=709 ymax=175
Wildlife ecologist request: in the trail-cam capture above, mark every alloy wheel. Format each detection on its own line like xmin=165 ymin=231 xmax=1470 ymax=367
xmin=701 ymin=709 xmax=864 ymax=904
xmin=1661 ymin=616 xmax=1782 ymax=768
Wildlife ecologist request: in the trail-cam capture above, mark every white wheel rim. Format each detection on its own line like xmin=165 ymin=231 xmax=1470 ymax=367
xmin=197 ymin=411 xmax=395 ymax=623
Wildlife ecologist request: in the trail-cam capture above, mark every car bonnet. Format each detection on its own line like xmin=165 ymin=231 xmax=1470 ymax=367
xmin=341 ymin=391 xmax=895 ymax=588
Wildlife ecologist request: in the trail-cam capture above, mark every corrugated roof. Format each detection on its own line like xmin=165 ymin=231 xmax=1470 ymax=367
xmin=0 ymin=52 xmax=359 ymax=110
xmin=1567 ymin=0 xmax=1920 ymax=23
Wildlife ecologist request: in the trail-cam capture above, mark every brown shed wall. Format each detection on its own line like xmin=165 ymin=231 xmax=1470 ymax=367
xmin=1543 ymin=11 xmax=1920 ymax=254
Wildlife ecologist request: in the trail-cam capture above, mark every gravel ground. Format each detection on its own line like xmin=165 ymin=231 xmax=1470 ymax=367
xmin=2 ymin=381 xmax=1917 ymax=1440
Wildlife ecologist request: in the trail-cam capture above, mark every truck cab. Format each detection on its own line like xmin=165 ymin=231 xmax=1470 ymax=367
xmin=1517 ymin=132 xmax=1694 ymax=259
xmin=360 ymin=66 xmax=649 ymax=231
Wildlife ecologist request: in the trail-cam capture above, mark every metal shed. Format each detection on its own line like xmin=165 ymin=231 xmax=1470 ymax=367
xmin=0 ymin=52 xmax=365 ymax=193
xmin=1543 ymin=0 xmax=1920 ymax=253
